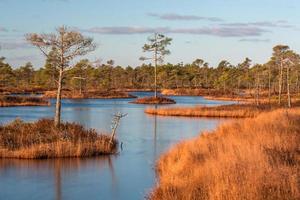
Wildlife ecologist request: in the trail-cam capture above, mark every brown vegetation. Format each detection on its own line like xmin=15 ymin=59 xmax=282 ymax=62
xmin=161 ymin=88 xmax=249 ymax=98
xmin=0 ymin=119 xmax=117 ymax=159
xmin=0 ymin=96 xmax=50 ymax=107
xmin=150 ymin=109 xmax=300 ymax=200
xmin=161 ymin=88 xmax=213 ymax=96
xmin=43 ymin=90 xmax=136 ymax=99
xmin=131 ymin=96 xmax=176 ymax=104
xmin=161 ymin=88 xmax=271 ymax=102
xmin=145 ymin=103 xmax=269 ymax=118
xmin=0 ymin=87 xmax=47 ymax=95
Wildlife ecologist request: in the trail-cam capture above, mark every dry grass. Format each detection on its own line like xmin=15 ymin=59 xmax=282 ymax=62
xmin=161 ymin=88 xmax=237 ymax=97
xmin=161 ymin=88 xmax=300 ymax=103
xmin=43 ymin=90 xmax=136 ymax=99
xmin=0 ymin=86 xmax=47 ymax=95
xmin=145 ymin=104 xmax=270 ymax=118
xmin=0 ymin=119 xmax=117 ymax=159
xmin=0 ymin=95 xmax=50 ymax=107
xmin=150 ymin=108 xmax=300 ymax=200
xmin=131 ymin=96 xmax=176 ymax=105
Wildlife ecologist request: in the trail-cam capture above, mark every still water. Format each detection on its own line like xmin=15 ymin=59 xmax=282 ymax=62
xmin=0 ymin=92 xmax=234 ymax=200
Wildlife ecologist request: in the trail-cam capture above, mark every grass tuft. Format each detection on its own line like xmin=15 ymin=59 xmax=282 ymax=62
xmin=0 ymin=119 xmax=117 ymax=159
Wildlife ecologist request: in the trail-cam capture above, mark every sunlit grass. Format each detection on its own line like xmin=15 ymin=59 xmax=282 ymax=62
xmin=145 ymin=104 xmax=268 ymax=118
xmin=0 ymin=119 xmax=117 ymax=159
xmin=150 ymin=108 xmax=300 ymax=200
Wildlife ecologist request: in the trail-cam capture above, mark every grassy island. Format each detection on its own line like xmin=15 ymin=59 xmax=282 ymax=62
xmin=131 ymin=96 xmax=176 ymax=105
xmin=145 ymin=99 xmax=300 ymax=118
xmin=43 ymin=90 xmax=137 ymax=99
xmin=145 ymin=103 xmax=268 ymax=118
xmin=0 ymin=96 xmax=50 ymax=107
xmin=150 ymin=108 xmax=300 ymax=200
xmin=0 ymin=119 xmax=117 ymax=159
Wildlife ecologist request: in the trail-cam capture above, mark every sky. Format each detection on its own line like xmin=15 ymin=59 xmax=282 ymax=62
xmin=0 ymin=0 xmax=300 ymax=68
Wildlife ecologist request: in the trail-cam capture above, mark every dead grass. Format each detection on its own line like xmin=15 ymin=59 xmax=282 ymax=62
xmin=161 ymin=88 xmax=236 ymax=97
xmin=161 ymin=88 xmax=299 ymax=103
xmin=131 ymin=96 xmax=176 ymax=105
xmin=145 ymin=104 xmax=270 ymax=118
xmin=0 ymin=119 xmax=117 ymax=159
xmin=150 ymin=108 xmax=300 ymax=200
xmin=43 ymin=90 xmax=136 ymax=99
xmin=0 ymin=96 xmax=50 ymax=107
xmin=0 ymin=86 xmax=47 ymax=95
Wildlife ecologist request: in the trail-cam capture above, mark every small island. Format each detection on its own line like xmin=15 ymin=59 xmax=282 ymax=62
xmin=0 ymin=95 xmax=50 ymax=107
xmin=43 ymin=90 xmax=137 ymax=99
xmin=131 ymin=96 xmax=176 ymax=104
xmin=0 ymin=119 xmax=117 ymax=159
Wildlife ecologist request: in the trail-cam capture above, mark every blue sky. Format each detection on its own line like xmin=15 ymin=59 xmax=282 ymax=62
xmin=0 ymin=0 xmax=300 ymax=68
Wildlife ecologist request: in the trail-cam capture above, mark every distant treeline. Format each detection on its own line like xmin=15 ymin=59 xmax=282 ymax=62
xmin=0 ymin=45 xmax=299 ymax=95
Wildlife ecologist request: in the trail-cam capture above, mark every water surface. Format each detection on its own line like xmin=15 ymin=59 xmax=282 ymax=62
xmin=0 ymin=92 xmax=234 ymax=200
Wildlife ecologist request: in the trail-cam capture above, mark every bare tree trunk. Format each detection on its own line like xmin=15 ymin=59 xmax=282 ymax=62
xmin=110 ymin=120 xmax=119 ymax=144
xmin=110 ymin=113 xmax=127 ymax=144
xmin=278 ymin=59 xmax=283 ymax=105
xmin=54 ymin=68 xmax=63 ymax=127
xmin=154 ymin=33 xmax=158 ymax=98
xmin=287 ymin=64 xmax=291 ymax=108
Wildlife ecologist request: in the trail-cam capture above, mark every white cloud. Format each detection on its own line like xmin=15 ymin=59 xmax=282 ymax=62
xmin=81 ymin=25 xmax=268 ymax=37
xmin=148 ymin=13 xmax=223 ymax=22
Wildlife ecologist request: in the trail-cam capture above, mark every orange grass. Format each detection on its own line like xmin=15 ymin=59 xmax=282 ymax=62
xmin=145 ymin=104 xmax=270 ymax=118
xmin=131 ymin=96 xmax=176 ymax=105
xmin=0 ymin=119 xmax=117 ymax=159
xmin=161 ymin=88 xmax=238 ymax=97
xmin=0 ymin=95 xmax=50 ymax=107
xmin=150 ymin=108 xmax=300 ymax=200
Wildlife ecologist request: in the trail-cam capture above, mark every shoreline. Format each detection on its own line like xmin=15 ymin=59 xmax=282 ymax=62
xmin=42 ymin=90 xmax=137 ymax=99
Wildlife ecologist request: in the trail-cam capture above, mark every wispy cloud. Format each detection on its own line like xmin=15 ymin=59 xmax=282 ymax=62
xmin=0 ymin=27 xmax=8 ymax=32
xmin=221 ymin=21 xmax=293 ymax=28
xmin=81 ymin=26 xmax=268 ymax=37
xmin=148 ymin=13 xmax=223 ymax=22
xmin=0 ymin=41 xmax=32 ymax=50
xmin=171 ymin=27 xmax=268 ymax=37
xmin=83 ymin=26 xmax=170 ymax=35
xmin=239 ymin=38 xmax=270 ymax=43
